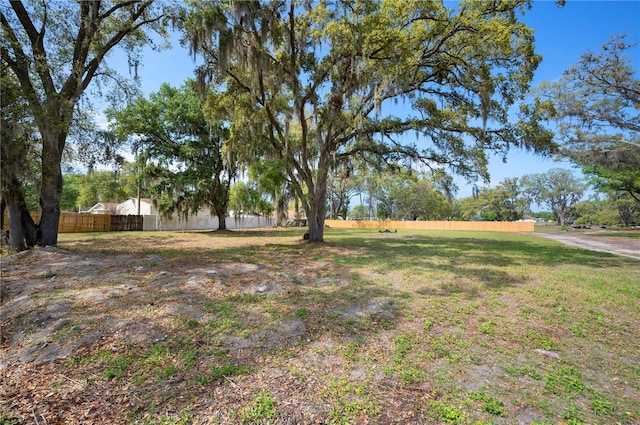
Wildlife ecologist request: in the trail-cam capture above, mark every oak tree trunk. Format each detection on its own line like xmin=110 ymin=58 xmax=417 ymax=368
xmin=37 ymin=129 xmax=66 ymax=246
xmin=6 ymin=201 xmax=26 ymax=251
xmin=2 ymin=179 xmax=39 ymax=251
xmin=305 ymin=171 xmax=328 ymax=242
xmin=214 ymin=203 xmax=227 ymax=230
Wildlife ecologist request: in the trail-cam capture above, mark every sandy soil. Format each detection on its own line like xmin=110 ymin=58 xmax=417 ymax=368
xmin=0 ymin=242 xmax=398 ymax=423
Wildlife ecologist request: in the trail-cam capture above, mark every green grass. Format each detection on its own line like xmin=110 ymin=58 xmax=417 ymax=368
xmin=237 ymin=390 xmax=277 ymax=424
xmin=468 ymin=390 xmax=505 ymax=416
xmin=0 ymin=413 xmax=20 ymax=425
xmin=590 ymin=230 xmax=640 ymax=239
xmin=209 ymin=363 xmax=250 ymax=380
xmin=27 ymin=228 xmax=638 ymax=424
xmin=324 ymin=379 xmax=380 ymax=424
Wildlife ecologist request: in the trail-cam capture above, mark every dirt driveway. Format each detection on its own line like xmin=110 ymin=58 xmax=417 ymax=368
xmin=534 ymin=229 xmax=640 ymax=260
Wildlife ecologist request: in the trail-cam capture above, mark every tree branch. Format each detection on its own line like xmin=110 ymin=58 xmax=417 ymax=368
xmin=9 ymin=0 xmax=56 ymax=94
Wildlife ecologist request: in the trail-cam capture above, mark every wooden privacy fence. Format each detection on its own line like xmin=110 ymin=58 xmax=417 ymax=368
xmin=109 ymin=215 xmax=143 ymax=232
xmin=325 ymin=219 xmax=534 ymax=232
xmin=58 ymin=213 xmax=143 ymax=232
xmin=2 ymin=212 xmax=143 ymax=233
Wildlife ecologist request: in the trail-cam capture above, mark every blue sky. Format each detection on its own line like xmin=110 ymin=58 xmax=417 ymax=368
xmin=472 ymin=0 xmax=640 ymax=198
xmin=475 ymin=0 xmax=640 ymax=198
xmin=107 ymin=0 xmax=640 ymax=200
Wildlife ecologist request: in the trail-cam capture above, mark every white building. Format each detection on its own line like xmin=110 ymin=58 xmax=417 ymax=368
xmin=116 ymin=198 xmax=155 ymax=215
xmin=115 ymin=198 xmax=273 ymax=231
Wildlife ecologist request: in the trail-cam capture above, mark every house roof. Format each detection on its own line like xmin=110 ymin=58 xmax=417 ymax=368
xmin=85 ymin=202 xmax=118 ymax=214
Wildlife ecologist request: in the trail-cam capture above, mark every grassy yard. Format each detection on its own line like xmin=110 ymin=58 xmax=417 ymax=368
xmin=2 ymin=228 xmax=638 ymax=424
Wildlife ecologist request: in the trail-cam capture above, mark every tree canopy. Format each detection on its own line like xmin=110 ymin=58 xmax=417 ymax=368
xmin=540 ymin=35 xmax=640 ymax=203
xmin=1 ymin=0 xmax=169 ymax=249
xmin=522 ymin=168 xmax=586 ymax=226
xmin=109 ymin=82 xmax=234 ymax=229
xmin=183 ymin=0 xmax=554 ymax=241
xmin=460 ymin=178 xmax=529 ymax=222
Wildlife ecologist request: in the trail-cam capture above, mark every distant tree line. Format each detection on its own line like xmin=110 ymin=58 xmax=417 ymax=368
xmin=38 ymin=163 xmax=639 ymax=229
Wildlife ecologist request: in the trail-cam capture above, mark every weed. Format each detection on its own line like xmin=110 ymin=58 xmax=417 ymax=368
xmin=147 ymin=343 xmax=170 ymax=363
xmin=184 ymin=349 xmax=199 ymax=370
xmin=393 ymin=333 xmax=416 ymax=363
xmin=159 ymin=365 xmax=178 ymax=380
xmin=571 ymin=325 xmax=584 ymax=336
xmin=422 ymin=318 xmax=433 ymax=331
xmin=263 ymin=306 xmax=278 ymax=314
xmin=38 ymin=270 xmax=57 ymax=279
xmin=103 ymin=356 xmax=133 ymax=380
xmin=342 ymin=339 xmax=362 ymax=361
xmin=428 ymin=400 xmax=466 ymax=423
xmin=377 ymin=316 xmax=395 ymax=329
xmin=399 ymin=367 xmax=424 ymax=384
xmin=211 ymin=349 xmax=230 ymax=362
xmin=238 ymin=390 xmax=277 ymax=424
xmin=457 ymin=304 xmax=478 ymax=315
xmin=0 ymin=413 xmax=19 ymax=425
xmin=545 ymin=366 xmax=585 ymax=394
xmin=518 ymin=306 xmax=535 ymax=316
xmin=468 ymin=390 xmax=505 ymax=416
xmin=382 ymin=365 xmax=395 ymax=376
xmin=209 ymin=317 xmax=240 ymax=331
xmin=479 ymin=320 xmax=496 ymax=336
xmin=327 ymin=311 xmax=342 ymax=320
xmin=431 ymin=340 xmax=452 ymax=359
xmin=483 ymin=398 xmax=505 ymax=416
xmin=136 ymin=412 xmax=191 ymax=425
xmin=205 ymin=302 xmax=233 ymax=316
xmin=588 ymin=389 xmax=614 ymax=414
xmin=325 ymin=379 xmax=380 ymax=424
xmin=561 ymin=404 xmax=585 ymax=424
xmin=294 ymin=308 xmax=309 ymax=319
xmin=591 ymin=397 xmax=614 ymax=415
xmin=525 ymin=330 xmax=554 ymax=351
xmin=210 ymin=364 xmax=250 ymax=380
xmin=519 ymin=366 xmax=542 ymax=380
xmin=52 ymin=321 xmax=81 ymax=340
xmin=395 ymin=290 xmax=413 ymax=300
xmin=185 ymin=319 xmax=200 ymax=330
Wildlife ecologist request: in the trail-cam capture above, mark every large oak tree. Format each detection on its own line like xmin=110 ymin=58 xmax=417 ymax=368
xmin=1 ymin=0 xmax=169 ymax=248
xmin=184 ymin=0 xmax=554 ymax=242
xmin=521 ymin=168 xmax=586 ymax=226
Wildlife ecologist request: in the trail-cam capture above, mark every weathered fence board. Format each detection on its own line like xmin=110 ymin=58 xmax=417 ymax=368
xmin=110 ymin=215 xmax=143 ymax=231
xmin=2 ymin=212 xmax=143 ymax=233
xmin=58 ymin=214 xmax=110 ymax=233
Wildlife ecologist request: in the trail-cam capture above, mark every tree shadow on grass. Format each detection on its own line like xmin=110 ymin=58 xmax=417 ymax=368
xmin=319 ymin=233 xmax=637 ymax=300
xmin=332 ymin=233 xmax=633 ymax=270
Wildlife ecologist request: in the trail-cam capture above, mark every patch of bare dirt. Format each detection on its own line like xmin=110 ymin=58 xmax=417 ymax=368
xmin=0 ymin=245 xmax=398 ymax=424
